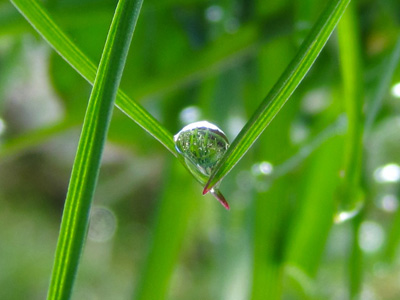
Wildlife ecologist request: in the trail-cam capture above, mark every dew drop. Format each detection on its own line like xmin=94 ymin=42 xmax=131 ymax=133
xmin=334 ymin=187 xmax=364 ymax=224
xmin=174 ymin=121 xmax=230 ymax=209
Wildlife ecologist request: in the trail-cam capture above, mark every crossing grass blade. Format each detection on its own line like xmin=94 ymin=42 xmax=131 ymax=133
xmin=46 ymin=1 xmax=143 ymax=299
xmin=9 ymin=0 xmax=176 ymax=156
xmin=204 ymin=0 xmax=351 ymax=194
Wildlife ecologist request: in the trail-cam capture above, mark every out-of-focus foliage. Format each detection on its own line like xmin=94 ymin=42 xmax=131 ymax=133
xmin=0 ymin=0 xmax=399 ymax=299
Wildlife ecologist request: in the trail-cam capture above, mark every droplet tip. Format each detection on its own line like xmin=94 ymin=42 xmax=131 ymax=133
xmin=203 ymin=186 xmax=210 ymax=195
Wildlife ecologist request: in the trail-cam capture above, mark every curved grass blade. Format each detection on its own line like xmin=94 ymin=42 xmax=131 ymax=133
xmin=46 ymin=1 xmax=143 ymax=299
xmin=204 ymin=0 xmax=351 ymax=194
xmin=9 ymin=0 xmax=176 ymax=157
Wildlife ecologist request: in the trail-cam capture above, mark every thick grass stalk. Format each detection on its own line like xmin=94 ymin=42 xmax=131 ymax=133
xmin=46 ymin=1 xmax=143 ymax=299
xmin=204 ymin=0 xmax=351 ymax=193
xmin=337 ymin=2 xmax=364 ymax=298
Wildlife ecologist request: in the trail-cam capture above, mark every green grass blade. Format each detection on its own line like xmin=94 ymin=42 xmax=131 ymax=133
xmin=365 ymin=36 xmax=400 ymax=134
xmin=337 ymin=3 xmax=364 ymax=297
xmin=335 ymin=1 xmax=364 ymax=220
xmin=204 ymin=0 xmax=351 ymax=193
xmin=46 ymin=1 xmax=143 ymax=299
xmin=9 ymin=0 xmax=175 ymax=156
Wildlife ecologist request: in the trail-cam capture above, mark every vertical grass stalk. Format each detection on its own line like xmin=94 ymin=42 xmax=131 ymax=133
xmin=337 ymin=2 xmax=365 ymax=298
xmin=46 ymin=1 xmax=143 ymax=299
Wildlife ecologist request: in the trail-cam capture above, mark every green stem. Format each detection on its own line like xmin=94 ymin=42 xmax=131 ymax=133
xmin=46 ymin=1 xmax=143 ymax=299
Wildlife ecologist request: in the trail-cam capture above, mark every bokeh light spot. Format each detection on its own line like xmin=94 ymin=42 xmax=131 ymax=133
xmin=88 ymin=206 xmax=117 ymax=243
xmin=374 ymin=163 xmax=400 ymax=183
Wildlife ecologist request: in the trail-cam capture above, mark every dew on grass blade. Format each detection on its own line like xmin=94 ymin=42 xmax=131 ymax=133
xmin=174 ymin=121 xmax=230 ymax=209
xmin=334 ymin=186 xmax=364 ymax=224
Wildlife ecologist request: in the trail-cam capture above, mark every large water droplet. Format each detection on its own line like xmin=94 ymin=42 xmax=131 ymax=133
xmin=174 ymin=121 xmax=230 ymax=209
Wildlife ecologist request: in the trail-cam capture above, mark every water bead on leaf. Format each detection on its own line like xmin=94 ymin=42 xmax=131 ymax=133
xmin=174 ymin=121 xmax=230 ymax=209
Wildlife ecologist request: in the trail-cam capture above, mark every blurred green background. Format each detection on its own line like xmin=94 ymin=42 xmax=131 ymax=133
xmin=0 ymin=0 xmax=400 ymax=299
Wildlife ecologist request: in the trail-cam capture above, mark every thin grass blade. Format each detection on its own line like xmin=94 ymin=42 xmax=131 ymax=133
xmin=204 ymin=0 xmax=351 ymax=193
xmin=9 ymin=0 xmax=175 ymax=156
xmin=46 ymin=1 xmax=143 ymax=299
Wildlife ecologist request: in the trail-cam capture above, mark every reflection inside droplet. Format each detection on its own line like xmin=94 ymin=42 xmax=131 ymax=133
xmin=179 ymin=106 xmax=201 ymax=124
xmin=88 ymin=206 xmax=117 ymax=242
xmin=374 ymin=163 xmax=400 ymax=183
xmin=391 ymin=82 xmax=400 ymax=98
xmin=358 ymin=221 xmax=385 ymax=253
xmin=174 ymin=121 xmax=230 ymax=209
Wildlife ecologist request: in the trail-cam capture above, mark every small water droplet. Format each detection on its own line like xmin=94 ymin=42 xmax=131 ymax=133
xmin=174 ymin=121 xmax=230 ymax=209
xmin=334 ymin=187 xmax=364 ymax=224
